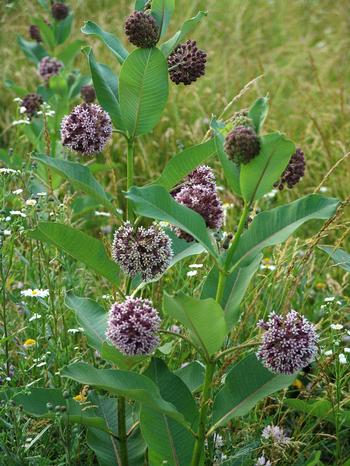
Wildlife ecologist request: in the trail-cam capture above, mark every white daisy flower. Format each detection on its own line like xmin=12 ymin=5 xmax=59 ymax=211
xmin=28 ymin=313 xmax=42 ymax=322
xmin=21 ymin=289 xmax=49 ymax=298
xmin=339 ymin=354 xmax=347 ymax=365
xmin=12 ymin=189 xmax=23 ymax=195
xmin=330 ymin=324 xmax=343 ymax=331
xmin=187 ymin=270 xmax=198 ymax=277
xmin=25 ymin=199 xmax=37 ymax=206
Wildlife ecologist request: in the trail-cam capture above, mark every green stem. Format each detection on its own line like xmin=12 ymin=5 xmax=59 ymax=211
xmin=215 ymin=270 xmax=226 ymax=305
xmin=127 ymin=139 xmax=135 ymax=222
xmin=118 ymin=396 xmax=128 ymax=466
xmin=224 ymin=202 xmax=251 ymax=271
xmin=190 ymin=361 xmax=215 ymax=466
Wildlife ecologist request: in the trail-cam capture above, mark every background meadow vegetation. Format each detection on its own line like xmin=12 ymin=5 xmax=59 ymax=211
xmin=0 ymin=0 xmax=349 ymax=464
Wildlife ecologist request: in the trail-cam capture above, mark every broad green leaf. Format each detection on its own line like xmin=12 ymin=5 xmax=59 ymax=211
xmin=84 ymin=47 xmax=124 ymax=131
xmin=156 ymin=138 xmax=218 ymax=191
xmin=32 ymin=17 xmax=56 ymax=50
xmin=68 ymin=74 xmax=91 ymax=100
xmin=163 ymin=293 xmax=227 ymax=356
xmin=17 ymin=35 xmax=47 ymax=64
xmin=119 ymin=48 xmax=169 ymax=138
xmin=126 ymin=185 xmax=219 ymax=260
xmin=161 ymin=11 xmax=207 ymax=57
xmin=202 ymin=254 xmax=262 ymax=328
xmin=211 ymin=354 xmax=294 ymax=431
xmin=151 ymin=0 xmax=175 ymax=37
xmin=284 ymin=399 xmax=350 ymax=427
xmin=305 ymin=451 xmax=323 ymax=466
xmin=135 ymin=0 xmax=149 ymax=10
xmin=29 ymin=222 xmax=120 ymax=286
xmin=167 ymin=229 xmax=206 ymax=267
xmin=211 ymin=122 xmax=241 ymax=196
xmin=33 ymin=154 xmax=115 ymax=213
xmin=240 ymin=132 xmax=295 ymax=202
xmin=81 ymin=21 xmax=128 ymax=64
xmin=140 ymin=358 xmax=198 ymax=466
xmin=87 ymin=393 xmax=146 ymax=466
xmin=55 ymin=13 xmax=73 ymax=45
xmin=62 ymin=362 xmax=189 ymax=428
xmin=1 ymin=388 xmax=107 ymax=431
xmin=175 ymin=361 xmax=205 ymax=393
xmin=318 ymin=245 xmax=350 ymax=272
xmin=248 ymin=96 xmax=269 ymax=134
xmin=228 ymin=194 xmax=339 ymax=271
xmin=57 ymin=39 xmax=85 ymax=66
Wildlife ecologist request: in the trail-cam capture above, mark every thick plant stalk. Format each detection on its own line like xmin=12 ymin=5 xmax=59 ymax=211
xmin=190 ymin=361 xmax=216 ymax=466
xmin=118 ymin=396 xmax=128 ymax=466
xmin=127 ymin=139 xmax=135 ymax=222
xmin=225 ymin=202 xmax=251 ymax=271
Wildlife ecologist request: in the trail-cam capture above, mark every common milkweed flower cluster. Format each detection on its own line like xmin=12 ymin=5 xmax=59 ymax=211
xmin=257 ymin=310 xmax=318 ymax=375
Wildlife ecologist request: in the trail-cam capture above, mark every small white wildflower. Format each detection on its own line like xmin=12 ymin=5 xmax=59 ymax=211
xmin=28 ymin=313 xmax=42 ymax=322
xmin=325 ymin=297 xmax=335 ymax=302
xmin=336 ymin=300 xmax=342 ymax=305
xmin=13 ymin=97 xmax=22 ymax=103
xmin=189 ymin=263 xmax=203 ymax=269
xmin=0 ymin=168 xmax=20 ymax=175
xmin=319 ymin=187 xmax=329 ymax=193
xmin=116 ymin=208 xmax=123 ymax=216
xmin=102 ymin=294 xmax=111 ymax=299
xmin=95 ymin=211 xmax=111 ymax=217
xmin=5 ymin=216 xmax=11 ymax=221
xmin=19 ymin=106 xmax=26 ymax=114
xmin=67 ymin=328 xmax=84 ymax=334
xmin=3 ymin=230 xmax=11 ymax=236
xmin=217 ymin=185 xmax=225 ymax=192
xmin=256 ymin=456 xmax=271 ymax=466
xmin=331 ymin=324 xmax=344 ymax=331
xmin=21 ymin=289 xmax=49 ymax=298
xmin=187 ymin=270 xmax=198 ymax=277
xmin=344 ymin=348 xmax=350 ymax=353
xmin=324 ymin=350 xmax=333 ymax=356
xmin=12 ymin=119 xmax=30 ymax=126
xmin=262 ymin=425 xmax=290 ymax=445
xmin=264 ymin=189 xmax=278 ymax=199
xmin=339 ymin=353 xmax=347 ymax=364
xmin=10 ymin=210 xmax=27 ymax=218
xmin=25 ymin=199 xmax=37 ymax=206
xmin=12 ymin=189 xmax=23 ymax=195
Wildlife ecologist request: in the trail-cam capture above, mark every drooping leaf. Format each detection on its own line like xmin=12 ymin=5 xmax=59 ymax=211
xmin=211 ymin=354 xmax=295 ymax=431
xmin=201 ymin=253 xmax=262 ymax=328
xmin=140 ymin=359 xmax=198 ymax=466
xmin=163 ymin=293 xmax=227 ymax=356
xmin=156 ymin=138 xmax=218 ymax=191
xmin=228 ymin=194 xmax=339 ymax=271
xmin=318 ymin=245 xmax=350 ymax=272
xmin=161 ymin=11 xmax=207 ymax=57
xmin=151 ymin=0 xmax=175 ymax=37
xmin=248 ymin=96 xmax=269 ymax=134
xmin=119 ymin=48 xmax=169 ymax=138
xmin=81 ymin=21 xmax=128 ymax=64
xmin=240 ymin=132 xmax=295 ymax=202
xmin=284 ymin=399 xmax=350 ymax=427
xmin=29 ymin=223 xmax=120 ymax=287
xmin=0 ymin=388 xmax=107 ymax=431
xmin=83 ymin=47 xmax=124 ymax=131
xmin=61 ymin=362 xmax=189 ymax=428
xmin=126 ymin=185 xmax=219 ymax=260
xmin=174 ymin=361 xmax=205 ymax=393
xmin=17 ymin=36 xmax=47 ymax=64
xmin=33 ymin=154 xmax=116 ymax=213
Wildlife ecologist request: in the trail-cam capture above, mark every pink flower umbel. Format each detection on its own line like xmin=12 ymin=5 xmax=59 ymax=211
xmin=106 ymin=297 xmax=161 ymax=356
xmin=257 ymin=310 xmax=318 ymax=375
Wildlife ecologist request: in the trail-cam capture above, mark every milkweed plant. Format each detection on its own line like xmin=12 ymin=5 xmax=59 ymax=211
xmin=1 ymin=1 xmax=346 ymax=465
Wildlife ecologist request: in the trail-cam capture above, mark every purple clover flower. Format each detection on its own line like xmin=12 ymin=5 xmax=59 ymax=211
xmin=61 ymin=103 xmax=112 ymax=155
xmin=106 ymin=297 xmax=161 ymax=355
xmin=257 ymin=310 xmax=318 ymax=375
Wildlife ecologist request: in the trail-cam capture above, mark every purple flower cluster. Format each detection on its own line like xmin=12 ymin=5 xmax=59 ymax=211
xmin=106 ymin=297 xmax=161 ymax=355
xmin=257 ymin=310 xmax=318 ymax=375
xmin=261 ymin=425 xmax=290 ymax=445
xmin=112 ymin=222 xmax=173 ymax=282
xmin=124 ymin=11 xmax=159 ymax=48
xmin=224 ymin=125 xmax=260 ymax=165
xmin=171 ymin=166 xmax=223 ymax=241
xmin=61 ymin=103 xmax=112 ymax=155
xmin=52 ymin=2 xmax=69 ymax=21
xmin=275 ymin=148 xmax=306 ymax=190
xmin=21 ymin=93 xmax=43 ymax=119
xmin=168 ymin=40 xmax=207 ymax=85
xmin=38 ymin=56 xmax=63 ymax=83
xmin=29 ymin=24 xmax=42 ymax=43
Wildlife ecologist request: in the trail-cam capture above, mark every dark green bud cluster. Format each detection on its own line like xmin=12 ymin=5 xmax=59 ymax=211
xmin=124 ymin=11 xmax=159 ymax=48
xmin=224 ymin=125 xmax=261 ymax=165
xmin=231 ymin=110 xmax=254 ymax=130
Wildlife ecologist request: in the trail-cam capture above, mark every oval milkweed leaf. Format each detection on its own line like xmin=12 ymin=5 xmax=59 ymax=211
xmin=119 ymin=48 xmax=169 ymax=138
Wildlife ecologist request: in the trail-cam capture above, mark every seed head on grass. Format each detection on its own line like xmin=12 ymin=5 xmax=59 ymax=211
xmin=106 ymin=297 xmax=161 ymax=356
xmin=257 ymin=310 xmax=318 ymax=375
